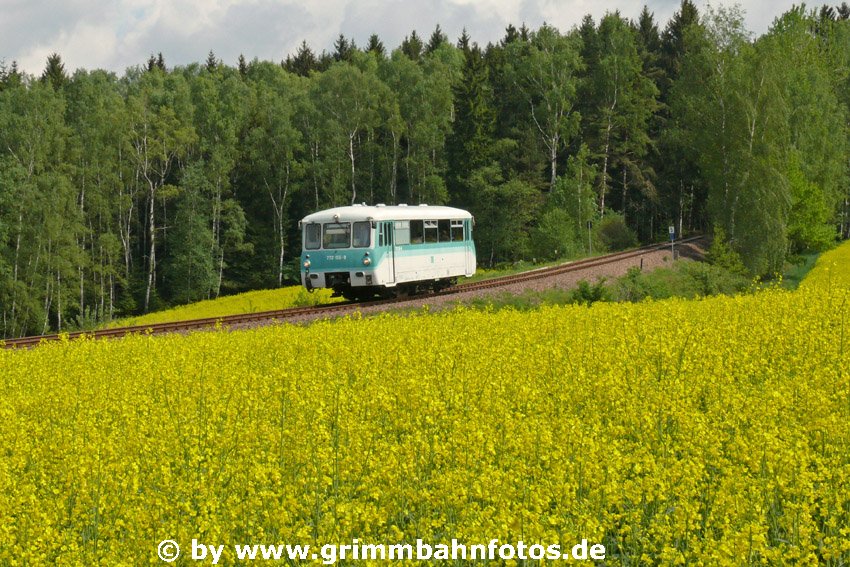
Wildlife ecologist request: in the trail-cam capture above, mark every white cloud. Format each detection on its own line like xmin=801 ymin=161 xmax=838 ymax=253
xmin=0 ymin=0 xmax=806 ymax=76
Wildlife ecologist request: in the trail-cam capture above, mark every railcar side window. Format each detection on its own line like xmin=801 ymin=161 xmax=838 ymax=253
xmin=323 ymin=222 xmax=351 ymax=249
xmin=450 ymin=220 xmax=464 ymax=241
xmin=352 ymin=221 xmax=371 ymax=248
xmin=395 ymin=221 xmax=410 ymax=245
xmin=438 ymin=220 xmax=450 ymax=242
xmin=410 ymin=220 xmax=424 ymax=244
xmin=424 ymin=220 xmax=438 ymax=243
xmin=305 ymin=223 xmax=321 ymax=250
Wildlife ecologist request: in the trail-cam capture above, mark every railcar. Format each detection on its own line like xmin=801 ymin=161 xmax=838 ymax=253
xmin=299 ymin=204 xmax=476 ymax=300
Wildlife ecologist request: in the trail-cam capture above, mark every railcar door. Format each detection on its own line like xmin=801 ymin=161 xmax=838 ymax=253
xmin=382 ymin=221 xmax=396 ymax=284
xmin=465 ymin=219 xmax=475 ymax=275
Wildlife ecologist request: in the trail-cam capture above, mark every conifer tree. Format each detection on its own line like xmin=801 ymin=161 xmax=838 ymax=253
xmin=426 ymin=25 xmax=448 ymax=53
xmin=657 ymin=0 xmax=703 ymax=236
xmin=333 ymin=34 xmax=356 ymax=62
xmin=660 ymin=0 xmax=700 ymax=97
xmin=401 ymin=31 xmax=424 ymax=61
xmin=287 ymin=41 xmax=318 ymax=76
xmin=41 ymin=53 xmax=67 ymax=90
xmin=365 ymin=34 xmax=386 ymax=59
xmin=446 ymin=43 xmax=496 ymax=206
xmin=205 ymin=50 xmax=219 ymax=72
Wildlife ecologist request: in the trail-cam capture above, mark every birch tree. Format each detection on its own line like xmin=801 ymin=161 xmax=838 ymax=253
xmin=504 ymin=24 xmax=583 ymax=190
xmin=125 ymin=68 xmax=196 ymax=311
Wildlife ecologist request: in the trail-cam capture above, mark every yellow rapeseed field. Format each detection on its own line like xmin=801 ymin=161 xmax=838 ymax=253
xmin=1 ymin=242 xmax=849 ymax=565
xmin=800 ymin=240 xmax=850 ymax=291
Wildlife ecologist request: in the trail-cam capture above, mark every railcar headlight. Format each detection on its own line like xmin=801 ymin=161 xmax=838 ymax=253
xmin=362 ymin=254 xmax=371 ymax=266
xmin=303 ymin=259 xmax=311 ymax=268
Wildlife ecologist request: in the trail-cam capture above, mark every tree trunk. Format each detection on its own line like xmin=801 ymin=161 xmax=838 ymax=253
xmin=406 ymin=137 xmax=413 ymax=202
xmin=687 ymin=184 xmax=695 ymax=232
xmin=349 ymin=132 xmax=357 ymax=205
xmin=600 ymin=117 xmax=612 ymax=217
xmin=390 ymin=130 xmax=398 ymax=203
xmin=79 ymin=264 xmax=84 ymax=320
xmin=549 ymin=141 xmax=558 ymax=191
xmin=211 ymin=174 xmax=223 ymax=297
xmin=600 ymin=75 xmax=618 ymax=217
xmin=109 ymin=272 xmax=115 ymax=320
xmin=56 ymin=272 xmax=62 ymax=332
xmin=11 ymin=211 xmax=22 ymax=326
xmin=622 ymin=167 xmax=628 ymax=224
xmin=144 ymin=184 xmax=156 ymax=312
xmin=311 ymin=140 xmax=320 ymax=210
xmin=217 ymin=251 xmax=225 ymax=299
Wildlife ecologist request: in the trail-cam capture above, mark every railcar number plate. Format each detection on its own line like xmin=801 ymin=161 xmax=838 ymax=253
xmin=326 ymin=254 xmax=347 ymax=260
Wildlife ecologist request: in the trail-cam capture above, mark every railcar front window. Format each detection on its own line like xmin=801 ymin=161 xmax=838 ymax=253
xmin=305 ymin=223 xmax=321 ymax=250
xmin=353 ymin=221 xmax=371 ymax=248
xmin=323 ymin=222 xmax=351 ymax=249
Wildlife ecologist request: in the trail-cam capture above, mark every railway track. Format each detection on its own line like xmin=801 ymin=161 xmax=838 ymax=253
xmin=2 ymin=236 xmax=704 ymax=350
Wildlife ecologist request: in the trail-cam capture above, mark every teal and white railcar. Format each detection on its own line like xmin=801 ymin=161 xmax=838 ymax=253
xmin=299 ymin=204 xmax=476 ymax=300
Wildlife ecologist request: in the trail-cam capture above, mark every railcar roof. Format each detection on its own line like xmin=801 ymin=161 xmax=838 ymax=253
xmin=301 ymin=204 xmax=473 ymax=223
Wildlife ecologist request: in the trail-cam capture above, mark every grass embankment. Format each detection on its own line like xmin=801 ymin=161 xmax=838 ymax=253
xmin=105 ymin=285 xmax=340 ymax=328
xmin=465 ymin=242 xmax=832 ymax=312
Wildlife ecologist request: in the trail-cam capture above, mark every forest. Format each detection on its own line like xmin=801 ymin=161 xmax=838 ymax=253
xmin=1 ymin=1 xmax=849 ymax=338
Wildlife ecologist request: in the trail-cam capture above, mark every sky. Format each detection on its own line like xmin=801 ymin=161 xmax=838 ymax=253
xmin=2 ymin=0 xmax=803 ymax=77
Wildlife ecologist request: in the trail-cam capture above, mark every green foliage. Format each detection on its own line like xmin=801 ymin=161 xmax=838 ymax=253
xmin=530 ymin=208 xmax=584 ymax=260
xmin=41 ymin=53 xmax=68 ymax=90
xmin=569 ymin=279 xmax=612 ymax=304
xmin=463 ymin=280 xmax=610 ymax=312
xmin=467 ymin=258 xmax=748 ymax=312
xmin=615 ymin=267 xmax=672 ymax=302
xmin=597 ymin=213 xmax=638 ymax=251
xmin=766 ymin=8 xmax=847 ymax=249
xmin=705 ymin=226 xmax=748 ymax=276
xmin=781 ymin=251 xmax=821 ymax=290
xmin=378 ymin=49 xmax=453 ymax=204
xmin=70 ymin=305 xmax=108 ymax=332
xmin=162 ymin=169 xmax=216 ymax=304
xmin=582 ymin=12 xmax=659 ymax=218
xmin=614 ymin=261 xmax=750 ymax=302
xmin=531 ymin=145 xmax=601 ymax=260
xmin=786 ymin=148 xmax=838 ymax=253
xmin=672 ymin=6 xmax=792 ymax=275
xmin=468 ymin=166 xmax=540 ymax=264
xmin=447 ymin=44 xmax=496 ymax=207
xmin=503 ymin=24 xmax=582 ymax=189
